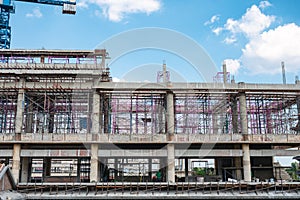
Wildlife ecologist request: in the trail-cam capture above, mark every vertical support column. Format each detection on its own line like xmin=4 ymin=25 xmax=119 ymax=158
xmin=184 ymin=158 xmax=189 ymax=182
xmin=234 ymin=145 xmax=242 ymax=180
xmin=77 ymin=158 xmax=81 ymax=182
xmin=148 ymin=158 xmax=152 ymax=181
xmin=231 ymin=95 xmax=238 ymax=134
xmin=90 ymin=144 xmax=99 ymax=182
xmin=166 ymin=91 xmax=175 ymax=138
xmin=12 ymin=144 xmax=21 ymax=183
xmin=21 ymin=157 xmax=29 ymax=183
xmin=92 ymin=90 xmax=100 ymax=137
xmin=43 ymin=158 xmax=51 ymax=178
xmin=167 ymin=144 xmax=175 ymax=183
xmin=242 ymin=144 xmax=251 ymax=182
xmin=166 ymin=91 xmax=175 ymax=183
xmin=114 ymin=158 xmax=118 ymax=181
xmin=25 ymin=103 xmax=33 ymax=133
xmin=239 ymin=91 xmax=248 ymax=137
xmin=103 ymin=94 xmax=110 ymax=134
xmin=15 ymin=88 xmax=25 ymax=139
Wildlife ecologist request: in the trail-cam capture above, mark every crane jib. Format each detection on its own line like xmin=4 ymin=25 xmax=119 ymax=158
xmin=15 ymin=0 xmax=76 ymax=6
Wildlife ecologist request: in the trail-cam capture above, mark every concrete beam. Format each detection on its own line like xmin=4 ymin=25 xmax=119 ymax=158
xmin=17 ymin=149 xmax=300 ymax=158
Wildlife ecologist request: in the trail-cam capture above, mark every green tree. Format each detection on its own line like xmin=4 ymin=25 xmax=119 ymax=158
xmin=286 ymin=162 xmax=299 ymax=181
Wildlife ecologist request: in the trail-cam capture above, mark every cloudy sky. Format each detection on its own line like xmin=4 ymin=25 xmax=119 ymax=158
xmin=10 ymin=0 xmax=300 ymax=83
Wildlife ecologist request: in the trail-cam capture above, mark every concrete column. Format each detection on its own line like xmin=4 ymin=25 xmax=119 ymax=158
xmin=242 ymin=144 xmax=251 ymax=182
xmin=166 ymin=92 xmax=175 ymax=138
xmin=77 ymin=158 xmax=81 ymax=182
xmin=12 ymin=144 xmax=21 ymax=183
xmin=167 ymin=143 xmax=175 ymax=183
xmin=148 ymin=158 xmax=152 ymax=181
xmin=103 ymin=94 xmax=110 ymax=134
xmin=92 ymin=91 xmax=100 ymax=135
xmin=15 ymin=89 xmax=25 ymax=138
xmin=184 ymin=158 xmax=189 ymax=182
xmin=114 ymin=158 xmax=118 ymax=181
xmin=231 ymin=95 xmax=238 ymax=134
xmin=239 ymin=92 xmax=248 ymax=136
xmin=43 ymin=158 xmax=51 ymax=177
xmin=90 ymin=144 xmax=99 ymax=182
xmin=25 ymin=103 xmax=33 ymax=133
xmin=234 ymin=144 xmax=242 ymax=180
xmin=21 ymin=157 xmax=29 ymax=183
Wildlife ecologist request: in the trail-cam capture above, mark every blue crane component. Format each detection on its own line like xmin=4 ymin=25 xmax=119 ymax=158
xmin=0 ymin=0 xmax=76 ymax=49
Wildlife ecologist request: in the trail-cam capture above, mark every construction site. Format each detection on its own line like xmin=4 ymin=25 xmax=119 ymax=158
xmin=0 ymin=48 xmax=299 ymax=199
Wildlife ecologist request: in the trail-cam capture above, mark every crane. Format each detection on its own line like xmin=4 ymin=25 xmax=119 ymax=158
xmin=0 ymin=0 xmax=76 ymax=49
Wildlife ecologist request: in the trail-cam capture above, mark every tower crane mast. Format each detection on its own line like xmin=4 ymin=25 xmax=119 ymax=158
xmin=0 ymin=0 xmax=76 ymax=49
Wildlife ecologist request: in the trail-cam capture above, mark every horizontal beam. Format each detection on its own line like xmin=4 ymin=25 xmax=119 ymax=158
xmin=1 ymin=149 xmax=298 ymax=158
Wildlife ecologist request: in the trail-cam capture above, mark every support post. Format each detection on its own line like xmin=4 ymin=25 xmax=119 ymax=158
xmin=43 ymin=158 xmax=51 ymax=178
xmin=92 ymin=90 xmax=100 ymax=137
xmin=90 ymin=144 xmax=99 ymax=182
xmin=12 ymin=144 xmax=21 ymax=183
xmin=21 ymin=157 xmax=29 ymax=183
xmin=166 ymin=91 xmax=175 ymax=183
xmin=231 ymin=95 xmax=238 ymax=134
xmin=184 ymin=158 xmax=189 ymax=182
xmin=238 ymin=91 xmax=248 ymax=138
xmin=15 ymin=88 xmax=25 ymax=139
xmin=148 ymin=158 xmax=152 ymax=181
xmin=242 ymin=144 xmax=251 ymax=182
xmin=167 ymin=144 xmax=175 ymax=183
xmin=25 ymin=102 xmax=33 ymax=133
xmin=166 ymin=92 xmax=175 ymax=139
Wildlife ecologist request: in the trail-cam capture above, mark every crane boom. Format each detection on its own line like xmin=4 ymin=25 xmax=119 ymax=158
xmin=0 ymin=0 xmax=76 ymax=49
xmin=15 ymin=0 xmax=75 ymax=6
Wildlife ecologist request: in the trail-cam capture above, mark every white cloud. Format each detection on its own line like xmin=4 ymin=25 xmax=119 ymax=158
xmin=259 ymin=1 xmax=272 ymax=9
xmin=224 ymin=5 xmax=275 ymax=39
xmin=223 ymin=59 xmax=241 ymax=75
xmin=78 ymin=0 xmax=161 ymax=22
xmin=204 ymin=15 xmax=220 ymax=26
xmin=241 ymin=23 xmax=300 ymax=74
xmin=223 ymin=36 xmax=236 ymax=44
xmin=212 ymin=27 xmax=223 ymax=36
xmin=26 ymin=7 xmax=43 ymax=18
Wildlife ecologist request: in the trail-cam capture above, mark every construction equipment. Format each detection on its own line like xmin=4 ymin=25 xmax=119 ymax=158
xmin=0 ymin=0 xmax=76 ymax=49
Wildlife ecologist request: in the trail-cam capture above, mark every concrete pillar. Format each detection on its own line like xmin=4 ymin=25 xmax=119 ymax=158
xmin=12 ymin=144 xmax=21 ymax=183
xmin=77 ymin=158 xmax=81 ymax=182
xmin=15 ymin=89 xmax=25 ymax=138
xmin=242 ymin=144 xmax=251 ymax=182
xmin=25 ymin=103 xmax=33 ymax=133
xmin=166 ymin=92 xmax=175 ymax=138
xmin=231 ymin=95 xmax=238 ymax=134
xmin=103 ymin=94 xmax=110 ymax=134
xmin=167 ymin=144 xmax=175 ymax=183
xmin=43 ymin=158 xmax=51 ymax=177
xmin=21 ymin=157 xmax=29 ymax=183
xmin=184 ymin=158 xmax=189 ymax=182
xmin=148 ymin=158 xmax=152 ymax=181
xmin=114 ymin=158 xmax=118 ymax=181
xmin=92 ymin=91 xmax=100 ymax=135
xmin=90 ymin=144 xmax=99 ymax=182
xmin=239 ymin=92 xmax=248 ymax=136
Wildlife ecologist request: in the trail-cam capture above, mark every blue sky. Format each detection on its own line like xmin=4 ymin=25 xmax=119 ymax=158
xmin=10 ymin=0 xmax=300 ymax=84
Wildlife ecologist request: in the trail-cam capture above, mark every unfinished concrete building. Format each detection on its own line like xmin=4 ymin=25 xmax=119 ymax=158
xmin=0 ymin=49 xmax=300 ymax=198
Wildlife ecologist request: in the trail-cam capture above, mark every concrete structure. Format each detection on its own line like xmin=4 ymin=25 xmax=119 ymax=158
xmin=1 ymin=49 xmax=300 ymax=197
